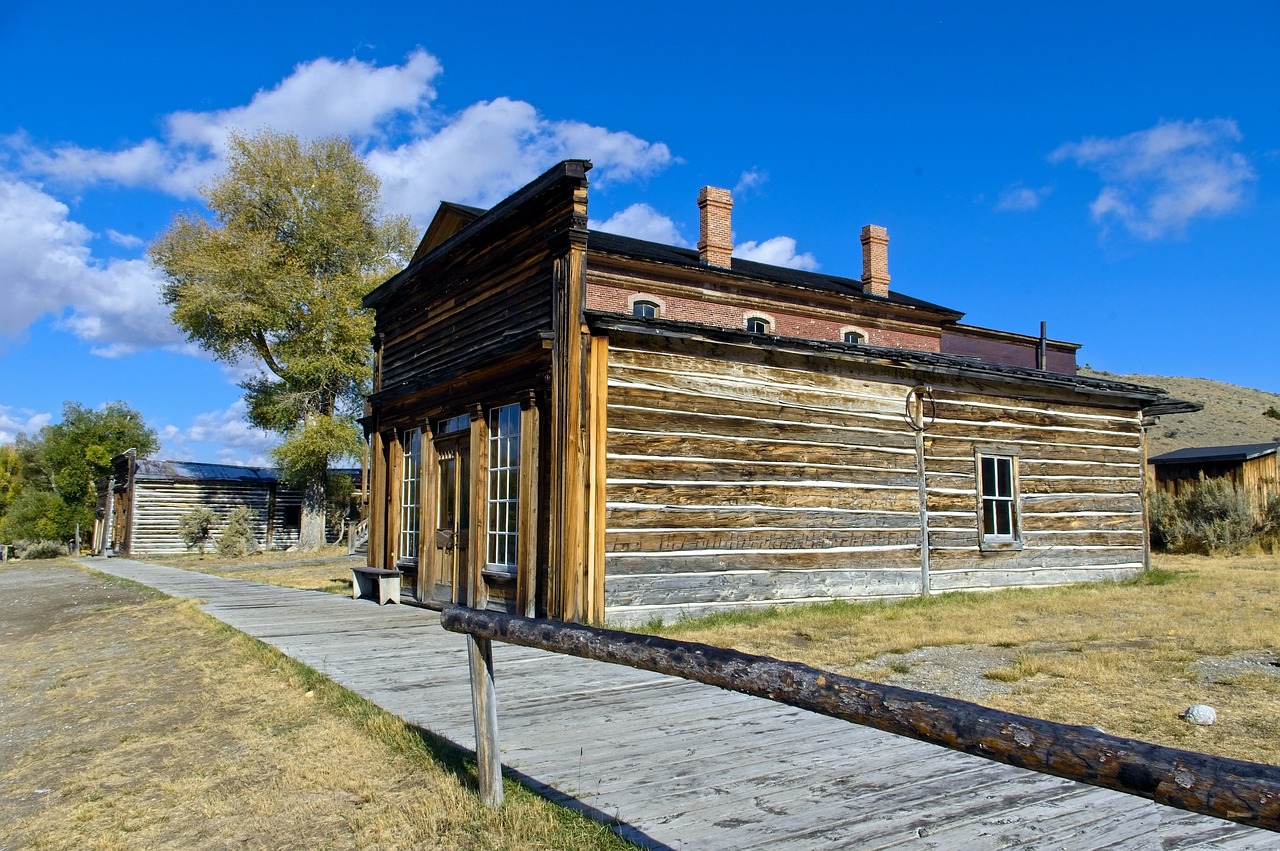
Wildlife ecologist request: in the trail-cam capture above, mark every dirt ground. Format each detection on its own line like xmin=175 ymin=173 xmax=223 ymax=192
xmin=0 ymin=562 xmax=627 ymax=851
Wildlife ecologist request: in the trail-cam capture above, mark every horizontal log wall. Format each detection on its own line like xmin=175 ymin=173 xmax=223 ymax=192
xmin=602 ymin=344 xmax=1147 ymax=624
xmin=126 ymin=480 xmax=343 ymax=554
xmin=129 ymin=481 xmax=275 ymax=554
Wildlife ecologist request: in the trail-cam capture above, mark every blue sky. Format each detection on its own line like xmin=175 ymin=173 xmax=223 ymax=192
xmin=2 ymin=1 xmax=1277 ymax=464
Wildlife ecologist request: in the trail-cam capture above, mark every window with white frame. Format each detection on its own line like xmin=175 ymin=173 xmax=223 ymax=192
xmin=745 ymin=316 xmax=771 ymax=334
xmin=399 ymin=428 xmax=422 ymax=562
xmin=977 ymin=452 xmax=1020 ymax=548
xmin=843 ymin=330 xmax=866 ymax=344
xmin=487 ymin=403 xmax=520 ymax=571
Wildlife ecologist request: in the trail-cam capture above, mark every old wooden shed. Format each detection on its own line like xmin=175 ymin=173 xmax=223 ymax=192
xmin=361 ymin=160 xmax=1192 ymax=624
xmin=1149 ymin=442 xmax=1279 ymax=521
xmin=96 ymin=450 xmax=359 ymax=555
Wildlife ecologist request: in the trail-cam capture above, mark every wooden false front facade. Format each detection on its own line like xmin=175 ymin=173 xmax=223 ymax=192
xmin=363 ymin=160 xmax=1189 ymax=624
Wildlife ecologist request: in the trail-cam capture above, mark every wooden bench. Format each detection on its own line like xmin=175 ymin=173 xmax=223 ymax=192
xmin=351 ymin=567 xmax=402 ymax=605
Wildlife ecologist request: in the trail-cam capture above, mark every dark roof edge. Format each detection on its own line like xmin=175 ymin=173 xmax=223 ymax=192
xmin=945 ymin=322 xmax=1082 ymax=352
xmin=1150 ymin=443 xmax=1279 ymax=464
xmin=587 ymin=229 xmax=966 ymax=320
xmin=365 ymin=160 xmax=591 ymax=307
xmin=585 ymin=310 xmax=1194 ymax=410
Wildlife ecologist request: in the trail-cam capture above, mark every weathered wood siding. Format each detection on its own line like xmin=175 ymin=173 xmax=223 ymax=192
xmin=127 ymin=480 xmax=275 ymax=555
xmin=601 ymin=341 xmax=1146 ymax=624
xmin=365 ymin=162 xmax=592 ymax=619
xmin=923 ymin=392 xmax=1146 ymax=585
xmin=369 ymin=174 xmax=580 ymax=427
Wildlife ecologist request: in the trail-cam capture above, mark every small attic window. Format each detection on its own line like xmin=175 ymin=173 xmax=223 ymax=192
xmin=632 ymin=300 xmax=659 ymax=319
xmin=745 ymin=316 xmax=771 ymax=334
xmin=843 ymin=330 xmax=866 ymax=344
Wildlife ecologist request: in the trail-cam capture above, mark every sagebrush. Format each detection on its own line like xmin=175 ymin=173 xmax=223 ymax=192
xmin=178 ymin=507 xmax=216 ymax=554
xmin=216 ymin=506 xmax=258 ymax=558
xmin=1149 ymin=475 xmax=1261 ymax=554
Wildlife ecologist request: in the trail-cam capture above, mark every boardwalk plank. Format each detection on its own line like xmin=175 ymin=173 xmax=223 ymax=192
xmin=84 ymin=557 xmax=1276 ymax=850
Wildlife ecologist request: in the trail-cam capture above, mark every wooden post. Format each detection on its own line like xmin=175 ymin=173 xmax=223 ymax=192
xmin=908 ymin=387 xmax=931 ymax=597
xmin=466 ymin=634 xmax=503 ymax=807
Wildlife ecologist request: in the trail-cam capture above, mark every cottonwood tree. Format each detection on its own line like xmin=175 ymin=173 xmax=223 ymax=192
xmin=0 ymin=401 xmax=158 ymax=544
xmin=151 ymin=132 xmax=414 ymax=549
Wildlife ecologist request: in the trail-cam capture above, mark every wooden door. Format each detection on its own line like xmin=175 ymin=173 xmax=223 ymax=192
xmin=430 ymin=436 xmax=470 ymax=605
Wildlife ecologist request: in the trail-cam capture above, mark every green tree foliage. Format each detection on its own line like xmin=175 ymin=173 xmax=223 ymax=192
xmin=0 ymin=444 xmax=20 ymax=516
xmin=150 ymin=131 xmax=414 ymax=549
xmin=0 ymin=402 xmax=157 ymax=545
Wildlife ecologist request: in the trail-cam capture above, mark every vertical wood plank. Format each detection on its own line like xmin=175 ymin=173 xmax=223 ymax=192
xmin=465 ymin=635 xmax=503 ymax=808
xmin=387 ymin=431 xmax=404 ymax=567
xmin=548 ymin=200 xmax=590 ymax=621
xmin=469 ymin=405 xmax=490 ymax=611
xmin=587 ymin=334 xmax=610 ymax=623
xmin=517 ymin=392 xmax=540 ymax=617
xmin=417 ymin=421 xmax=436 ymax=601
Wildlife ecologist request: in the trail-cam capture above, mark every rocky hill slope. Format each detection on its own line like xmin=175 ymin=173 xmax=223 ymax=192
xmin=1081 ymin=369 xmax=1280 ymax=458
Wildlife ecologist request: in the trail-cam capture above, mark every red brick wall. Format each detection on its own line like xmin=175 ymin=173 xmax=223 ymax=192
xmin=587 ymin=283 xmax=941 ymax=353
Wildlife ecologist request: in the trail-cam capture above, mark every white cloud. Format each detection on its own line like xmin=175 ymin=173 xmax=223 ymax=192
xmin=734 ymin=236 xmax=819 ymax=271
xmin=0 ymin=405 xmax=52 ymax=444
xmin=1050 ymin=118 xmax=1256 ymax=239
xmin=0 ymin=177 xmax=184 ymax=354
xmin=996 ymin=183 xmax=1051 ymax=212
xmin=13 ymin=52 xmax=444 ymax=198
xmin=592 ymin=203 xmax=689 ymax=246
xmin=158 ymin=400 xmax=278 ymax=466
xmin=2 ymin=49 xmax=678 ymax=356
xmin=367 ymin=97 xmax=673 ymax=220
xmin=105 ymin=229 xmax=144 ymax=248
xmin=10 ymin=50 xmax=674 ymax=219
xmin=734 ymin=168 xmax=768 ymax=194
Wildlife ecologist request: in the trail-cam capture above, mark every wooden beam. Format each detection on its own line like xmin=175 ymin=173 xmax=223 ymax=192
xmin=440 ymin=606 xmax=1280 ymax=832
xmin=469 ymin=404 xmax=489 ymax=611
xmin=587 ymin=334 xmax=609 ymax=623
xmin=517 ymin=391 xmax=540 ymax=618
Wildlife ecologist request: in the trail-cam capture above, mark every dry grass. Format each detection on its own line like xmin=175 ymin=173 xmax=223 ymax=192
xmin=137 ymin=546 xmax=356 ymax=594
xmin=655 ymin=553 xmax=1280 ymax=766
xmin=0 ymin=561 xmax=632 ymax=850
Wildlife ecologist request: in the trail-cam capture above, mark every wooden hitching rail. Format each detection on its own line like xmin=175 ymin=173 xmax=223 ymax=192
xmin=440 ymin=605 xmax=1280 ymax=831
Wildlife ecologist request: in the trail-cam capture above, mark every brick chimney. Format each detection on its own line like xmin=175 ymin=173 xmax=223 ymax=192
xmin=860 ymin=224 xmax=890 ymax=297
xmin=698 ymin=186 xmax=733 ymax=268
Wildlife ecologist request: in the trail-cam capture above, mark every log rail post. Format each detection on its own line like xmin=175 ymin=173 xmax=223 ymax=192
xmin=466 ymin=633 xmax=503 ymax=807
xmin=441 ymin=605 xmax=1280 ymax=832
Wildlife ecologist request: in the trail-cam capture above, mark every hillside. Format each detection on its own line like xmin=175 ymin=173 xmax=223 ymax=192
xmin=1080 ymin=369 xmax=1280 ymax=458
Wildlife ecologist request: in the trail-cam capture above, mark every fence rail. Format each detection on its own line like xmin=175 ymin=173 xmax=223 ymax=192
xmin=441 ymin=604 xmax=1280 ymax=832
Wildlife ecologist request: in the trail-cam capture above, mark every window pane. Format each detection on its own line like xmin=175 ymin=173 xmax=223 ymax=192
xmin=399 ymin=428 xmax=422 ymax=561
xmin=487 ymin=403 xmax=521 ymax=569
xmin=981 ymin=457 xmax=996 ymax=497
xmin=978 ymin=454 xmax=1018 ymax=542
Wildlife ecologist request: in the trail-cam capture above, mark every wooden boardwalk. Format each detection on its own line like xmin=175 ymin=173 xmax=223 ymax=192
xmin=85 ymin=557 xmax=1275 ymax=850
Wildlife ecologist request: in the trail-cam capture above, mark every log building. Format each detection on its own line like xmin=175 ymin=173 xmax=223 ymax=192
xmin=96 ymin=450 xmax=359 ymax=556
xmin=362 ymin=160 xmax=1193 ymax=624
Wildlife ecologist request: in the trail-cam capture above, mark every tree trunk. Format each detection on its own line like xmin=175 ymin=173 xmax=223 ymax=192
xmin=298 ymin=473 xmax=327 ymax=550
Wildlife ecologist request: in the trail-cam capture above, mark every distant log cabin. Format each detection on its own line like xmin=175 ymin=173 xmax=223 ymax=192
xmin=1149 ymin=443 xmax=1280 ymax=522
xmin=361 ymin=160 xmax=1195 ymax=624
xmin=96 ymin=450 xmax=361 ymax=555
